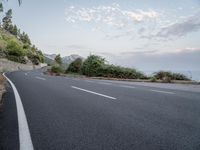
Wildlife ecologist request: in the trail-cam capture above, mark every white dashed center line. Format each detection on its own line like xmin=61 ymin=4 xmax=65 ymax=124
xmin=71 ymin=86 xmax=117 ymax=100
xmin=150 ymin=89 xmax=175 ymax=95
xmin=35 ymin=77 xmax=46 ymax=80
xmin=119 ymin=85 xmax=136 ymax=89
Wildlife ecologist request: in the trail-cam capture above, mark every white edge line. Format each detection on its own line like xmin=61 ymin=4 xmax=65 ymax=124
xmin=3 ymin=73 xmax=34 ymax=150
xmin=71 ymin=86 xmax=116 ymax=100
xmin=35 ymin=76 xmax=46 ymax=80
xmin=150 ymin=89 xmax=175 ymax=94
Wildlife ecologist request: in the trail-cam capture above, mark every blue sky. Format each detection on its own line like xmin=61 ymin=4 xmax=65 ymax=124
xmin=2 ymin=0 xmax=200 ymax=72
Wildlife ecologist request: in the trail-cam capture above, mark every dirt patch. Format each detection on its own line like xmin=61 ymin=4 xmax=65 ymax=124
xmin=0 ymin=74 xmax=6 ymax=108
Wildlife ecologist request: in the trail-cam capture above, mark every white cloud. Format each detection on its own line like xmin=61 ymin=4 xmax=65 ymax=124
xmin=65 ymin=3 xmax=158 ymax=29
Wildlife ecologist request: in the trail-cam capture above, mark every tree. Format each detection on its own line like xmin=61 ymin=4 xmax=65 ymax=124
xmin=55 ymin=54 xmax=62 ymax=65
xmin=0 ymin=3 xmax=3 ymax=12
xmin=81 ymin=55 xmax=105 ymax=76
xmin=20 ymin=32 xmax=31 ymax=45
xmin=67 ymin=58 xmax=82 ymax=73
xmin=0 ymin=0 xmax=22 ymax=13
xmin=11 ymin=25 xmax=18 ymax=36
xmin=2 ymin=9 xmax=12 ymax=31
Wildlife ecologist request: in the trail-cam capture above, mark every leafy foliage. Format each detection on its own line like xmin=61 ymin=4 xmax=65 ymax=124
xmin=80 ymin=55 xmax=146 ymax=79
xmin=6 ymin=40 xmax=25 ymax=56
xmin=54 ymin=54 xmax=62 ymax=65
xmin=0 ymin=8 xmax=44 ymax=65
xmin=51 ymin=66 xmax=64 ymax=74
xmin=97 ymin=65 xmax=146 ymax=79
xmin=153 ymin=71 xmax=189 ymax=81
xmin=2 ymin=9 xmax=13 ymax=32
xmin=67 ymin=58 xmax=83 ymax=73
xmin=81 ymin=55 xmax=105 ymax=76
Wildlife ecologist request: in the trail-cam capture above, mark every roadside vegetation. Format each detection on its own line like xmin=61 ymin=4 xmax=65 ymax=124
xmin=152 ymin=71 xmax=190 ymax=83
xmin=0 ymin=9 xmax=44 ymax=65
xmin=49 ymin=54 xmax=190 ymax=82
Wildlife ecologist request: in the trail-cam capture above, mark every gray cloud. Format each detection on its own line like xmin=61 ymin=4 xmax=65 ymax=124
xmin=155 ymin=12 xmax=200 ymax=38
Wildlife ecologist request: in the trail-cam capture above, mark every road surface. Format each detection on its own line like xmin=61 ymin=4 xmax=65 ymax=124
xmin=1 ymin=70 xmax=200 ymax=150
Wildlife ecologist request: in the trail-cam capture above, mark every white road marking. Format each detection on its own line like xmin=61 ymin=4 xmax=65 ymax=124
xmin=71 ymin=86 xmax=117 ymax=100
xmin=150 ymin=89 xmax=175 ymax=95
xmin=3 ymin=73 xmax=34 ymax=150
xmin=35 ymin=77 xmax=46 ymax=80
xmin=97 ymin=82 xmax=112 ymax=85
xmin=119 ymin=85 xmax=136 ymax=89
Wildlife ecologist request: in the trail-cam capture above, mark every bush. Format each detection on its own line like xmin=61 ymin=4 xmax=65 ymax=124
xmin=150 ymin=76 xmax=157 ymax=82
xmin=6 ymin=40 xmax=25 ymax=57
xmin=172 ymin=73 xmax=189 ymax=80
xmin=81 ymin=55 xmax=105 ymax=76
xmin=67 ymin=58 xmax=82 ymax=73
xmin=154 ymin=71 xmax=190 ymax=81
xmin=51 ymin=66 xmax=64 ymax=74
xmin=80 ymin=55 xmax=147 ymax=79
xmin=7 ymin=55 xmax=27 ymax=64
xmin=97 ymin=65 xmax=144 ymax=79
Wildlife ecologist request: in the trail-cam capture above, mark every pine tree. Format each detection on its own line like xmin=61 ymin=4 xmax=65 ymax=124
xmin=11 ymin=25 xmax=18 ymax=36
xmin=55 ymin=54 xmax=62 ymax=65
xmin=2 ymin=9 xmax=13 ymax=31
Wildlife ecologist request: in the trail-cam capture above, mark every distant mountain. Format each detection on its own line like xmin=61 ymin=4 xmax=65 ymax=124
xmin=44 ymin=54 xmax=57 ymax=60
xmin=62 ymin=54 xmax=83 ymax=64
xmin=44 ymin=54 xmax=83 ymax=65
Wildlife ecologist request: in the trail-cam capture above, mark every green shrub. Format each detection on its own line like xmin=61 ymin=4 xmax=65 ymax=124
xmin=172 ymin=73 xmax=189 ymax=80
xmin=81 ymin=55 xmax=105 ymax=76
xmin=150 ymin=76 xmax=157 ymax=82
xmin=98 ymin=65 xmax=146 ymax=79
xmin=7 ymin=55 xmax=27 ymax=64
xmin=67 ymin=58 xmax=83 ymax=73
xmin=154 ymin=71 xmax=189 ymax=81
xmin=81 ymin=55 xmax=147 ymax=79
xmin=51 ymin=66 xmax=64 ymax=74
xmin=6 ymin=40 xmax=25 ymax=57
xmin=154 ymin=71 xmax=173 ymax=80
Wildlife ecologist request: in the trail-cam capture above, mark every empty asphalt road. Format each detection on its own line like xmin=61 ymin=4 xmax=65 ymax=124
xmin=1 ymin=70 xmax=200 ymax=150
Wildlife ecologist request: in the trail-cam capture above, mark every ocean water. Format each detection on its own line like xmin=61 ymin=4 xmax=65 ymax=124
xmin=143 ymin=70 xmax=200 ymax=82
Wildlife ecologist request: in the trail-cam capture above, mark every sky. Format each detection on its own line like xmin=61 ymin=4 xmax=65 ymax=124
xmin=2 ymin=0 xmax=200 ymax=73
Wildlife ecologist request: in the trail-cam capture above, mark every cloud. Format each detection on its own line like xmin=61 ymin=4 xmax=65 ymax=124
xmin=65 ymin=3 xmax=158 ymax=29
xmin=154 ymin=12 xmax=200 ymax=39
xmin=65 ymin=4 xmax=200 ymax=41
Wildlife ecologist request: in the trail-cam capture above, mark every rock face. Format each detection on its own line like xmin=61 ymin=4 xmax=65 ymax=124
xmin=0 ymin=50 xmax=6 ymax=58
xmin=0 ymin=58 xmax=46 ymax=72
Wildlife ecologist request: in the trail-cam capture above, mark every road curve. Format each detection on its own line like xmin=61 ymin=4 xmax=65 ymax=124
xmin=1 ymin=70 xmax=200 ymax=150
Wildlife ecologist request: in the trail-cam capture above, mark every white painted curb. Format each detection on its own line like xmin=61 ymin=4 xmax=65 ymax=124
xmin=3 ymin=73 xmax=34 ymax=150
